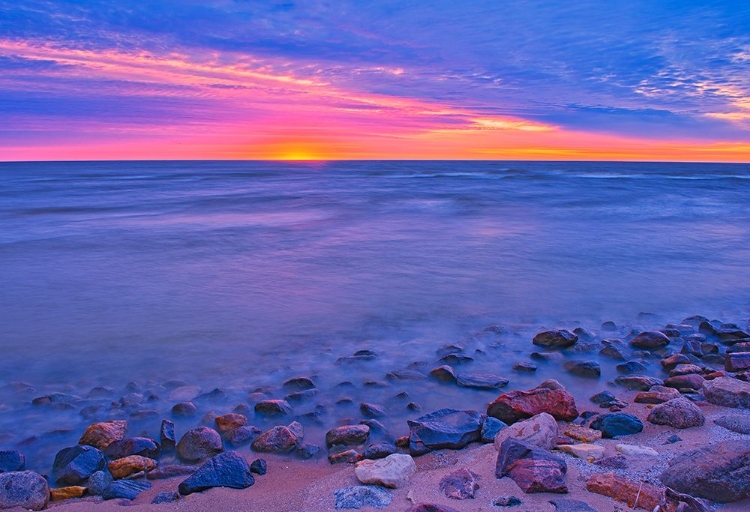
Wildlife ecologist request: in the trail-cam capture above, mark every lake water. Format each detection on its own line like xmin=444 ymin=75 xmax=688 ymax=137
xmin=1 ymin=160 xmax=749 ymax=469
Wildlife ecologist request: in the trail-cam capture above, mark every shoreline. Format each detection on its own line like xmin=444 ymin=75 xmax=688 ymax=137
xmin=2 ymin=315 xmax=750 ymax=510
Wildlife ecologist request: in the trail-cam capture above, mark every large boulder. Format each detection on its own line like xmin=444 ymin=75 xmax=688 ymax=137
xmin=487 ymin=387 xmax=578 ymax=424
xmin=176 ymin=427 xmax=223 ymax=463
xmin=79 ymin=420 xmax=127 ymax=450
xmin=629 ymin=331 xmax=670 ymax=350
xmin=661 ymin=440 xmax=750 ymax=502
xmin=354 ymin=454 xmax=416 ymax=488
xmin=52 ymin=445 xmax=106 ymax=485
xmin=178 ymin=451 xmax=254 ymax=496
xmin=495 ymin=438 xmax=567 ymax=494
xmin=407 ymin=409 xmax=484 ymax=456
xmin=703 ymin=377 xmax=750 ymax=409
xmin=0 ymin=471 xmax=49 ymax=511
xmin=493 ymin=412 xmax=558 ymax=451
xmin=589 ymin=413 xmax=643 ymax=438
xmin=533 ymin=330 xmax=578 ymax=349
xmin=647 ymin=397 xmax=705 ymax=429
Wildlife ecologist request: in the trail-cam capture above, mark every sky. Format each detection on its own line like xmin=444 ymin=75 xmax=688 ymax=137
xmin=1 ymin=0 xmax=750 ymax=161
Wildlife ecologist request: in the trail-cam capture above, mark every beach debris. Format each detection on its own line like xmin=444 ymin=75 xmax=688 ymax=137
xmin=495 ymin=438 xmax=568 ymax=494
xmin=176 ymin=426 xmax=223 ymax=462
xmin=178 ymin=451 xmax=254 ymax=495
xmin=354 ymin=453 xmax=416 ymax=488
xmin=0 ymin=471 xmax=49 ymax=511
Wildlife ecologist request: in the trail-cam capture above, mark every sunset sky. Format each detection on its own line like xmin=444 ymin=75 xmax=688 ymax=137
xmin=2 ymin=1 xmax=750 ymax=161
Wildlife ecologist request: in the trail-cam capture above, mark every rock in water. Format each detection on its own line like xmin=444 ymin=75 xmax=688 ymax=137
xmin=726 ymin=353 xmax=750 ymax=372
xmin=104 ymin=437 xmax=160 ymax=459
xmin=326 ymin=425 xmax=370 ymax=447
xmin=333 ymin=485 xmax=392 ymax=509
xmin=702 ymin=376 xmax=750 ymax=409
xmin=0 ymin=451 xmax=25 ymax=472
xmin=79 ymin=420 xmax=127 ymax=450
xmin=661 ymin=439 xmax=750 ymax=502
xmin=629 ymin=331 xmax=670 ymax=349
xmin=647 ymin=397 xmax=705 ymax=428
xmin=176 ymin=427 xmax=223 ymax=462
xmin=215 ymin=413 xmax=248 ymax=433
xmin=456 ymin=373 xmax=509 ymax=390
xmin=532 ymin=330 xmax=578 ymax=349
xmin=589 ymin=413 xmax=643 ymax=438
xmin=254 ymin=399 xmax=293 ymax=417
xmin=495 ymin=438 xmax=568 ymax=494
xmin=52 ymin=445 xmax=106 ymax=485
xmin=493 ymin=412 xmax=558 ymax=450
xmin=563 ymin=361 xmax=601 ymax=378
xmin=0 ymin=471 xmax=49 ymax=511
xmin=108 ymin=455 xmax=157 ymax=479
xmin=439 ymin=468 xmax=480 ymax=499
xmin=160 ymin=420 xmax=176 ymax=452
xmin=487 ymin=387 xmax=578 ymax=424
xmin=407 ymin=408 xmax=484 ymax=456
xmin=178 ymin=451 xmax=254 ymax=495
xmin=251 ymin=425 xmax=299 ymax=453
xmin=354 ymin=454 xmax=416 ymax=488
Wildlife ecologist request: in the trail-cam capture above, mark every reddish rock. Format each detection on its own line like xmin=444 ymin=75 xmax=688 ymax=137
xmin=176 ymin=427 xmax=223 ymax=463
xmin=664 ymin=374 xmax=704 ymax=390
xmin=429 ymin=365 xmax=457 ymax=383
xmin=50 ymin=486 xmax=86 ymax=501
xmin=726 ymin=353 xmax=750 ymax=373
xmin=326 ymin=425 xmax=370 ymax=447
xmin=108 ymin=455 xmax=157 ymax=479
xmin=79 ymin=421 xmax=127 ymax=450
xmin=647 ymin=397 xmax=705 ymax=429
xmin=660 ymin=354 xmax=691 ymax=370
xmin=704 ymin=371 xmax=726 ymax=380
xmin=586 ymin=472 xmax=665 ymax=510
xmin=634 ymin=386 xmax=681 ymax=404
xmin=703 ymin=377 xmax=750 ymax=408
xmin=251 ymin=426 xmax=298 ymax=453
xmin=669 ymin=364 xmax=703 ymax=377
xmin=532 ymin=329 xmax=578 ymax=349
xmin=495 ymin=439 xmax=567 ymax=494
xmin=487 ymin=387 xmax=578 ymax=424
xmin=215 ymin=414 xmax=247 ymax=434
xmin=328 ymin=449 xmax=361 ymax=464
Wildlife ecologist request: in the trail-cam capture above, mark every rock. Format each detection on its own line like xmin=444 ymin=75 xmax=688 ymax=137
xmin=147 ymin=465 xmax=196 ymax=479
xmin=354 ymin=454 xmax=416 ymax=488
xmin=436 ymin=355 xmax=473 ymax=366
xmin=151 ymin=491 xmax=180 ymax=504
xmin=586 ymin=472 xmax=664 ymax=510
xmin=664 ymin=374 xmax=704 ymax=390
xmin=589 ymin=413 xmax=643 ymax=438
xmin=599 ymin=344 xmax=628 ymax=361
xmin=407 ymin=408 xmax=484 ymax=455
xmin=294 ymin=443 xmax=321 ymax=460
xmin=160 ymin=420 xmax=175 ymax=452
xmin=532 ymin=329 xmax=578 ymax=349
xmin=549 ymin=498 xmax=597 ymax=512
xmin=634 ymin=386 xmax=681 ymax=404
xmin=614 ymin=375 xmax=662 ymax=390
xmin=0 ymin=471 xmax=49 ymax=510
xmin=52 ymin=445 xmax=106 ymax=485
xmin=647 ymin=397 xmax=705 ymax=428
xmin=664 ymin=434 xmax=682 ymax=444
xmin=225 ymin=425 xmax=262 ymax=446
xmin=493 ymin=412 xmax=558 ymax=451
xmin=249 ymin=458 xmax=267 ymax=475
xmin=104 ymin=437 xmax=159 ymax=459
xmin=108 ymin=455 xmax=157 ymax=479
xmin=589 ymin=391 xmax=618 ymax=407
xmin=481 ymin=417 xmax=507 ymax=443
xmin=563 ymin=360 xmax=600 ymax=378
xmin=495 ymin=439 xmax=568 ymax=494
xmin=0 ymin=451 xmax=25 ymax=472
xmin=387 ymin=369 xmax=429 ymax=380
xmin=178 ymin=451 xmax=254 ymax=495
xmin=362 ymin=443 xmax=396 ymax=460
xmin=79 ymin=420 xmax=127 ymax=450
xmin=101 ymin=479 xmax=152 ymax=500
xmin=531 ymin=351 xmax=564 ymax=361
xmin=439 ymin=468 xmax=480 ymax=499
xmin=715 ymin=415 xmax=750 ymax=434
xmin=326 ymin=425 xmax=370 ymax=447
xmin=429 ymin=365 xmax=457 ymax=383
xmin=32 ymin=392 xmax=81 ymax=406
xmin=557 ymin=444 xmax=605 ymax=461
xmin=513 ymin=361 xmax=537 ymax=372
xmin=562 ymin=425 xmax=601 ymax=443
xmin=616 ymin=360 xmax=647 ymax=374
xmin=492 ymin=495 xmax=522 ymax=506
xmin=629 ymin=331 xmax=670 ymax=349
xmin=215 ymin=413 xmax=247 ymax=433
xmin=168 ymin=385 xmax=201 ymax=401
xmin=333 ymin=485 xmax=392 ymax=509
xmin=282 ymin=377 xmax=316 ymax=391
xmin=456 ymin=373 xmax=509 ymax=390
xmin=661 ymin=439 xmax=750 ymax=502
xmin=703 ymin=376 xmax=750 ymax=408
xmin=670 ymin=363 xmax=704 ymax=376
xmin=251 ymin=425 xmax=299 ymax=453
xmin=594 ymin=455 xmax=627 ymax=469
xmin=726 ymin=352 xmax=750 ymax=372
xmin=487 ymin=386 xmax=578 ymax=424
xmin=176 ymin=427 xmax=223 ymax=463
xmin=615 ymin=444 xmax=658 ymax=456
xmin=254 ymin=399 xmax=293 ymax=417
xmin=86 ymin=470 xmax=112 ymax=495
xmin=328 ymin=449 xmax=360 ymax=464
xmin=171 ymin=401 xmax=198 ymax=418
xmin=661 ymin=353 xmax=691 ymax=370
xmin=50 ymin=486 xmax=86 ymax=501
xmin=360 ymin=402 xmax=387 ymax=418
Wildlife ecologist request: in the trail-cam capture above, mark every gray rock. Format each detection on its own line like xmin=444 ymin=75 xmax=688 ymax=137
xmin=456 ymin=373 xmax=509 ymax=390
xmin=254 ymin=399 xmax=293 ymax=417
xmin=52 ymin=445 xmax=106 ymax=485
xmin=0 ymin=451 xmax=25 ymax=472
xmin=102 ymin=479 xmax=152 ymax=500
xmin=333 ymin=485 xmax=392 ymax=509
xmin=178 ymin=451 xmax=254 ymax=495
xmin=407 ymin=408 xmax=484 ymax=456
xmin=152 ymin=491 xmax=180 ymax=504
xmin=251 ymin=425 xmax=299 ymax=453
xmin=493 ymin=495 xmax=522 ymax=507
xmin=703 ymin=376 xmax=750 ymax=409
xmin=727 ymin=353 xmax=750 ymax=372
xmin=360 ymin=402 xmax=387 ymax=418
xmin=0 ymin=471 xmax=49 ymax=511
xmin=714 ymin=415 xmax=750 ymax=434
xmin=104 ymin=437 xmax=160 ymax=459
xmin=362 ymin=443 xmax=396 ymax=460
xmin=616 ymin=360 xmax=647 ymax=374
xmin=481 ymin=417 xmax=507 ymax=443
xmin=282 ymin=377 xmax=316 ymax=391
xmin=512 ymin=361 xmax=538 ymax=372
xmin=563 ymin=360 xmax=600 ymax=378
xmin=589 ymin=413 xmax=643 ymax=438
xmin=599 ymin=344 xmax=628 ymax=361
xmin=439 ymin=468 xmax=480 ymax=499
xmin=647 ymin=397 xmax=705 ymax=428
xmin=86 ymin=470 xmax=112 ymax=495
xmin=533 ymin=330 xmax=578 ymax=349
xmin=171 ymin=401 xmax=198 ymax=418
xmin=614 ymin=375 xmax=662 ymax=391
xmin=429 ymin=365 xmax=457 ymax=382
xmin=176 ymin=427 xmax=223 ymax=463
xmin=225 ymin=425 xmax=262 ymax=446
xmin=326 ymin=425 xmax=370 ymax=447
xmin=629 ymin=331 xmax=670 ymax=349
xmin=661 ymin=439 xmax=750 ymax=502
